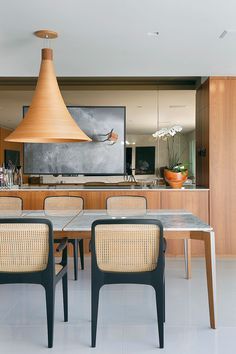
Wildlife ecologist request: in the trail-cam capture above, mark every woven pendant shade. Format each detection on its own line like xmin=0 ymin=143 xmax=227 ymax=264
xmin=5 ymin=48 xmax=91 ymax=143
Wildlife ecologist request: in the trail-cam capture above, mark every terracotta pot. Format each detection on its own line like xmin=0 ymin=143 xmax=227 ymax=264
xmin=164 ymin=169 xmax=188 ymax=189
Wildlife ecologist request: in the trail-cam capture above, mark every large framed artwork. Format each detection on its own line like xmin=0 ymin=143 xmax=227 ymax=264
xmin=135 ymin=146 xmax=155 ymax=175
xmin=23 ymin=106 xmax=126 ymax=175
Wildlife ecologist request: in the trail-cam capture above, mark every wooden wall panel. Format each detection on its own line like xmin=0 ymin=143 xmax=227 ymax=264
xmin=0 ymin=127 xmax=23 ymax=166
xmin=0 ymin=127 xmax=29 ymax=183
xmin=209 ymin=77 xmax=236 ymax=255
xmin=160 ymin=190 xmax=209 ymax=256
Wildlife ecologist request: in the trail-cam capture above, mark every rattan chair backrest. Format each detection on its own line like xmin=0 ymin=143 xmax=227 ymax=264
xmin=0 ymin=196 xmax=22 ymax=211
xmin=0 ymin=221 xmax=50 ymax=273
xmin=93 ymin=220 xmax=161 ymax=273
xmin=106 ymin=196 xmax=147 ymax=216
xmin=44 ymin=196 xmax=83 ymax=215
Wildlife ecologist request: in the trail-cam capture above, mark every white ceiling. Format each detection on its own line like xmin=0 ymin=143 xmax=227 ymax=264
xmin=0 ymin=0 xmax=236 ymax=76
xmin=0 ymin=90 xmax=195 ymax=133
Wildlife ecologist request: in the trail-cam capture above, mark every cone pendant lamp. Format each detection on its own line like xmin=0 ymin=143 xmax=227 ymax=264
xmin=5 ymin=30 xmax=91 ymax=143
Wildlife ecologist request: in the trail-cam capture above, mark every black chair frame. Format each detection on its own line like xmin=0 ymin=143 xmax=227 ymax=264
xmin=91 ymin=218 xmax=165 ymax=348
xmin=0 ymin=218 xmax=68 ymax=348
xmin=43 ymin=196 xmax=84 ymax=280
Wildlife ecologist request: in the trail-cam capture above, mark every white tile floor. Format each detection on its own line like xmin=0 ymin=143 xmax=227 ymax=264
xmin=0 ymin=257 xmax=236 ymax=353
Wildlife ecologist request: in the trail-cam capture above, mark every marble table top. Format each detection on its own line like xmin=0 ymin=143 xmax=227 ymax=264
xmin=0 ymin=209 xmax=213 ymax=232
xmin=64 ymin=209 xmax=213 ymax=232
xmin=0 ymin=210 xmax=79 ymax=232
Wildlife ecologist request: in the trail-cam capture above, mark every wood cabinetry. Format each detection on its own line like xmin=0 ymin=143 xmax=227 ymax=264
xmin=0 ymin=189 xmax=161 ymax=210
xmin=196 ymin=77 xmax=236 ymax=256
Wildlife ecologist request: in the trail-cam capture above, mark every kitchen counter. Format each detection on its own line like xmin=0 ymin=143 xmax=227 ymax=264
xmin=4 ymin=184 xmax=209 ymax=191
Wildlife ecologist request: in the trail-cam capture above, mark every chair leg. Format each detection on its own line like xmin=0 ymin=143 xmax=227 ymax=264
xmin=62 ymin=272 xmax=68 ymax=322
xmin=184 ymin=239 xmax=191 ymax=279
xmin=79 ymin=239 xmax=84 ymax=270
xmin=163 ymin=277 xmax=165 ymax=323
xmin=71 ymin=239 xmax=78 ymax=281
xmin=91 ymin=284 xmax=100 ymax=347
xmin=45 ymin=285 xmax=55 ymax=348
xmin=155 ymin=285 xmax=164 ymax=349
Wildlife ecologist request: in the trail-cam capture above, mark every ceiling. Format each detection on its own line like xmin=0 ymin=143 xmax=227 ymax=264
xmin=0 ymin=0 xmax=236 ymax=76
xmin=0 ymin=90 xmax=195 ymax=134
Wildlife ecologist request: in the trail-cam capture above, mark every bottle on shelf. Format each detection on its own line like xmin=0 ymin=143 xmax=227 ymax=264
xmin=0 ymin=166 xmax=4 ymax=188
xmin=16 ymin=166 xmax=23 ymax=187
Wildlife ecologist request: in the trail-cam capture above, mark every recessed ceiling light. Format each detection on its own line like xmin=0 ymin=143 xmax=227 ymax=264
xmin=147 ymin=32 xmax=159 ymax=37
xmin=137 ymin=105 xmax=143 ymax=108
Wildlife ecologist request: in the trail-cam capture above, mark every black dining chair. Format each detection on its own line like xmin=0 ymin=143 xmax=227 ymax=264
xmin=0 ymin=218 xmax=68 ymax=348
xmin=91 ymin=218 xmax=165 ymax=348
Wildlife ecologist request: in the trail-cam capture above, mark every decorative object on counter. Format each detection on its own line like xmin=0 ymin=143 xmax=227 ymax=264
xmin=4 ymin=30 xmax=91 ymax=144
xmin=153 ymin=125 xmax=188 ymax=188
xmin=0 ymin=167 xmax=4 ymax=188
xmin=6 ymin=169 xmax=13 ymax=188
xmin=0 ymin=165 xmax=14 ymax=189
xmin=16 ymin=166 xmax=23 ymax=187
xmin=28 ymin=176 xmax=41 ymax=185
xmin=163 ymin=168 xmax=188 ymax=189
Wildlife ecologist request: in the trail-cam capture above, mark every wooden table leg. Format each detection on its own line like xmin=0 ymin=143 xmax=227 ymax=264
xmin=184 ymin=239 xmax=191 ymax=279
xmin=204 ymin=231 xmax=217 ymax=329
xmin=191 ymin=231 xmax=217 ymax=329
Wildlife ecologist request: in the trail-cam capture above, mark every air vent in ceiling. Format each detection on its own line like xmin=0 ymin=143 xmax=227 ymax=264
xmin=219 ymin=30 xmax=236 ymax=39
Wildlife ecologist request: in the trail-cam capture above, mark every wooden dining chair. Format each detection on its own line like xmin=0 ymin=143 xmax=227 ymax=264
xmin=44 ymin=196 xmax=84 ymax=280
xmin=106 ymin=195 xmax=147 ymax=215
xmin=0 ymin=218 xmax=68 ymax=348
xmin=91 ymin=219 xmax=165 ymax=348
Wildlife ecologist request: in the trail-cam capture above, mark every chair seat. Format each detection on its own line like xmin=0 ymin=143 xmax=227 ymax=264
xmin=55 ymin=264 xmax=63 ymax=275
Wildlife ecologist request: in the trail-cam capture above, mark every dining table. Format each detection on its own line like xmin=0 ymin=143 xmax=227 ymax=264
xmin=0 ymin=208 xmax=216 ymax=329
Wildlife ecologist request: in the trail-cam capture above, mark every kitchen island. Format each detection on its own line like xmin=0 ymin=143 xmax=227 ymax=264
xmin=0 ymin=185 xmax=209 ymax=257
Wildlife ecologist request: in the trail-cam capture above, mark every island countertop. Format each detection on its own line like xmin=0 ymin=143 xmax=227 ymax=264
xmin=1 ymin=184 xmax=209 ymax=191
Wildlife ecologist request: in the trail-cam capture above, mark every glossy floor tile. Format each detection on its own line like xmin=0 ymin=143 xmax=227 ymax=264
xmin=0 ymin=257 xmax=236 ymax=353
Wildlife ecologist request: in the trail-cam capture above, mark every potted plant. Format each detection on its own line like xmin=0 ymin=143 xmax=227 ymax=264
xmin=153 ymin=125 xmax=188 ymax=188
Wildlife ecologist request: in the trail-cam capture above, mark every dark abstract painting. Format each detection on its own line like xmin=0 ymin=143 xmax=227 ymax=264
xmin=24 ymin=106 xmax=125 ymax=175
